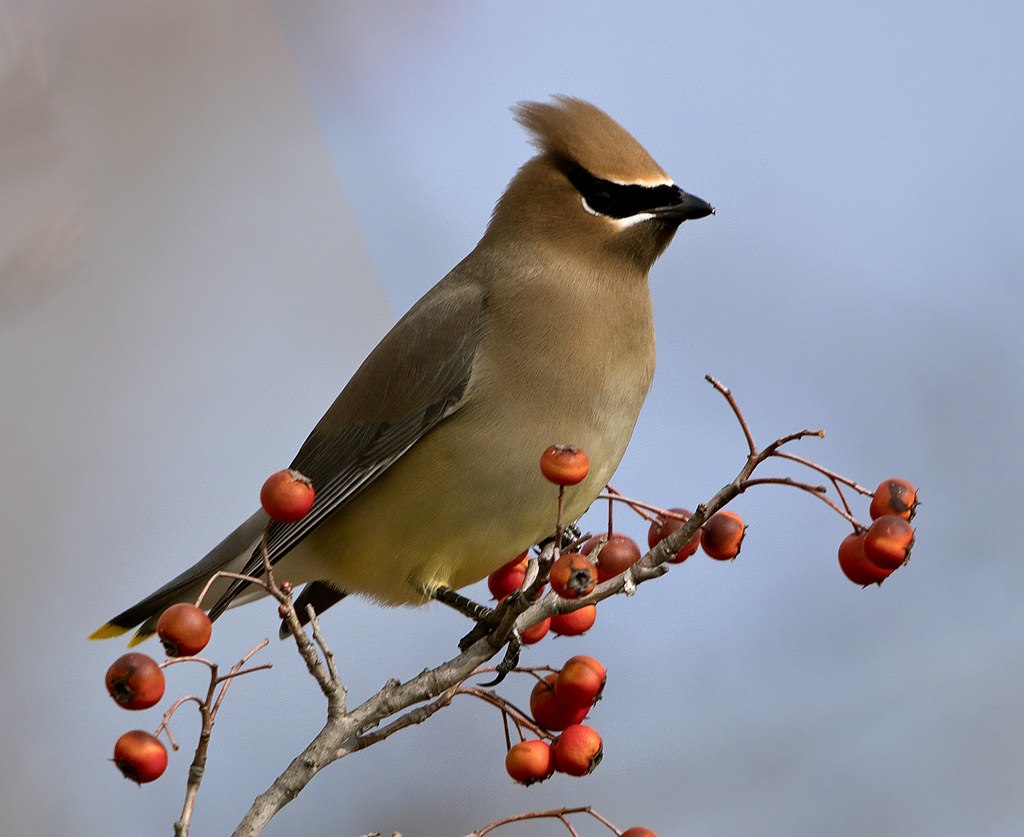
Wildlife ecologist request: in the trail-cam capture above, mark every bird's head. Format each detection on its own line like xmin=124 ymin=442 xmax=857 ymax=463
xmin=484 ymin=96 xmax=714 ymax=271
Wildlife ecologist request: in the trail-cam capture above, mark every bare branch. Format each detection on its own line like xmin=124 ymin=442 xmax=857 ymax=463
xmin=706 ymin=374 xmax=757 ymax=455
xmin=469 ymin=805 xmax=623 ymax=836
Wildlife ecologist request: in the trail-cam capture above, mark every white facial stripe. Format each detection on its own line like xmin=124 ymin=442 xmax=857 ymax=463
xmin=581 ymin=197 xmax=656 ymax=228
xmin=609 ymin=212 xmax=655 ymax=229
xmin=606 ymin=175 xmax=675 ymax=188
xmin=581 ymin=197 xmax=651 ymax=227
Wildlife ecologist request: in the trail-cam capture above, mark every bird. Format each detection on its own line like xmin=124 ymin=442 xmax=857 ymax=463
xmin=90 ymin=95 xmax=714 ymax=648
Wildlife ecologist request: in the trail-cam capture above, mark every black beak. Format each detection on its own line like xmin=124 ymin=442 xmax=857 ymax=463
xmin=652 ymin=187 xmax=715 ymax=222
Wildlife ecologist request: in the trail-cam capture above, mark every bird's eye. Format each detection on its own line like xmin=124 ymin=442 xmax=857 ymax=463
xmin=585 ymin=189 xmax=614 ymax=213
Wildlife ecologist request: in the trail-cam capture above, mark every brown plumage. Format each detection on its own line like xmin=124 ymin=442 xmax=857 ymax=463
xmin=90 ymin=96 xmax=713 ymax=645
xmin=514 ymin=95 xmax=671 ymax=185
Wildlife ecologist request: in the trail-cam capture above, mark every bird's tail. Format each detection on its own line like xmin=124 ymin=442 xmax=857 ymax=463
xmin=88 ymin=509 xmax=269 ymax=646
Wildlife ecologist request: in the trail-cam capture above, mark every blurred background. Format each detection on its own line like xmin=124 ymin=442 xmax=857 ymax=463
xmin=2 ymin=1 xmax=1022 ymax=834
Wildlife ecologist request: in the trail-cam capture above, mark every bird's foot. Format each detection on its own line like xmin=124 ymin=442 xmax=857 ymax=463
xmin=433 ymin=585 xmax=499 ymax=629
xmin=538 ymin=522 xmax=583 ymax=552
xmin=433 ymin=586 xmax=523 ymax=684
xmin=477 ymin=630 xmax=522 ymax=687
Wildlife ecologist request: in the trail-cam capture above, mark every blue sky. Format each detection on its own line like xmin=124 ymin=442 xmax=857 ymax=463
xmin=3 ymin=2 xmax=1023 ymax=834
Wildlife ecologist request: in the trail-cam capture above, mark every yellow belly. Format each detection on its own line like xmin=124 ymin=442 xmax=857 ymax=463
xmin=283 ymin=402 xmax=633 ymax=604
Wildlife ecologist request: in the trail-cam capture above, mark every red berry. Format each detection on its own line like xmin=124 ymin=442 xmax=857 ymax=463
xmin=113 ymin=730 xmax=168 ymax=784
xmin=701 ymin=510 xmax=746 ymax=560
xmin=487 ymin=552 xmax=529 ymax=599
xmin=583 ymin=534 xmax=641 ymax=582
xmin=864 ymin=515 xmax=914 ymax=570
xmin=530 ymin=674 xmax=589 ymax=731
xmin=550 ymin=604 xmax=596 ymax=636
xmin=555 ymin=655 xmax=607 ymax=709
xmin=552 ymin=724 xmax=603 ymax=776
xmin=260 ymin=469 xmax=315 ymax=523
xmin=539 ymin=445 xmax=590 ymax=486
xmin=505 ymin=739 xmax=554 ymax=785
xmin=647 ymin=507 xmax=701 ymax=563
xmin=549 ymin=552 xmax=598 ymax=598
xmin=621 ymin=829 xmax=659 ymax=837
xmin=870 ymin=478 xmax=918 ymax=521
xmin=105 ymin=653 xmax=165 ymax=711
xmin=837 ymin=532 xmax=892 ymax=586
xmin=521 ymin=617 xmax=551 ymax=645
xmin=156 ymin=603 xmax=212 ymax=657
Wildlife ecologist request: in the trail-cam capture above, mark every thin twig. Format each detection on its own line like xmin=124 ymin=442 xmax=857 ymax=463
xmin=599 ymin=489 xmax=688 ymax=522
xmin=760 ymin=428 xmax=825 ymax=456
xmin=454 ymin=685 xmax=551 ymax=741
xmin=742 ymin=476 xmax=827 ymax=494
xmin=155 ymin=695 xmax=204 ymax=750
xmin=706 ymin=374 xmax=757 ymax=455
xmin=173 ymin=639 xmax=270 ymax=837
xmin=194 ymin=570 xmax=268 ymax=612
xmin=307 ymin=605 xmax=340 ymax=687
xmin=469 ymin=805 xmax=626 ymax=836
xmin=773 ymin=450 xmax=873 ymax=495
xmin=210 ymin=640 xmax=270 ymax=714
xmin=258 ymin=530 xmax=344 ymax=710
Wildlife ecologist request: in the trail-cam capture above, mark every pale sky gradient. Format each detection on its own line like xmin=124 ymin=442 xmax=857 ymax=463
xmin=2 ymin=2 xmax=1023 ymax=835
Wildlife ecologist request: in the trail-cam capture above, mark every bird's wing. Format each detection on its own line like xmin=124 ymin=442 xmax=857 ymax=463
xmin=207 ymin=279 xmax=489 ymax=619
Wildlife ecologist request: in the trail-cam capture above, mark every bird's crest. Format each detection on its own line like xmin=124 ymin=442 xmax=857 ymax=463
xmin=513 ymin=96 xmax=671 ymax=187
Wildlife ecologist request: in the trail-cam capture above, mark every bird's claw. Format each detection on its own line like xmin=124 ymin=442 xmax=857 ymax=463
xmin=538 ymin=523 xmax=583 ymax=551
xmin=458 ymin=619 xmax=492 ymax=651
xmin=476 ymin=630 xmax=522 ymax=687
xmin=456 ymin=591 xmax=524 ymax=650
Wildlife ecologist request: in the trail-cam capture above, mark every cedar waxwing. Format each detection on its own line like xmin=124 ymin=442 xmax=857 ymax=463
xmin=91 ymin=96 xmax=714 ymax=646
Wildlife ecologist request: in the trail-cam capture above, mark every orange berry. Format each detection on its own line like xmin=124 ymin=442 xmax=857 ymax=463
xmin=530 ymin=674 xmax=589 ymax=731
xmin=554 ymin=655 xmax=607 ymax=709
xmin=549 ymin=552 xmax=598 ymax=598
xmin=552 ymin=724 xmax=603 ymax=776
xmin=487 ymin=551 xmax=529 ymax=599
xmin=539 ymin=445 xmax=590 ymax=486
xmin=113 ymin=730 xmax=168 ymax=784
xmin=260 ymin=469 xmax=315 ymax=523
xmin=837 ymin=532 xmax=892 ymax=586
xmin=550 ymin=604 xmax=596 ymax=636
xmin=105 ymin=653 xmax=165 ymax=711
xmin=505 ymin=739 xmax=554 ymax=785
xmin=582 ymin=534 xmax=641 ymax=582
xmin=701 ymin=510 xmax=746 ymax=560
xmin=864 ymin=515 xmax=914 ymax=570
xmin=521 ymin=617 xmax=551 ymax=645
xmin=156 ymin=603 xmax=212 ymax=657
xmin=870 ymin=478 xmax=918 ymax=521
xmin=647 ymin=507 xmax=701 ymax=564
xmin=621 ymin=829 xmax=659 ymax=837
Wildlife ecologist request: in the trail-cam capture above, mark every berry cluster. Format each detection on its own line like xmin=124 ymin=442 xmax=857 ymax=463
xmin=103 ymin=469 xmax=313 ymax=786
xmin=488 ymin=474 xmax=751 ymax=647
xmin=837 ymin=478 xmax=917 ymax=586
xmin=537 ymin=447 xmax=917 ymax=593
xmin=104 ymin=603 xmax=213 ymax=784
xmin=646 ymin=506 xmax=746 ymax=562
xmin=488 ymin=550 xmax=596 ymax=641
xmin=504 ymin=655 xmax=607 ymax=784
